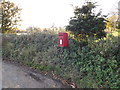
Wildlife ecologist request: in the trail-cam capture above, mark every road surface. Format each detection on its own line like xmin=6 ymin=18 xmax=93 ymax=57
xmin=0 ymin=59 xmax=2 ymax=90
xmin=2 ymin=60 xmax=70 ymax=88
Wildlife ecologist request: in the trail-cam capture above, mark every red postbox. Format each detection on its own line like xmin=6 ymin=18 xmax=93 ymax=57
xmin=58 ymin=32 xmax=68 ymax=47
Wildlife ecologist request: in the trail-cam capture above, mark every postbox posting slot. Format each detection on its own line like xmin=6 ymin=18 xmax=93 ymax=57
xmin=59 ymin=35 xmax=63 ymax=36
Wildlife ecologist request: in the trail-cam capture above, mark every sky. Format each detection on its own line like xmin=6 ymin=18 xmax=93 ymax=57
xmin=9 ymin=0 xmax=120 ymax=30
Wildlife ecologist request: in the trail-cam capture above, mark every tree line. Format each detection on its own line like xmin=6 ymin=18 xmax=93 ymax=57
xmin=0 ymin=0 xmax=120 ymax=40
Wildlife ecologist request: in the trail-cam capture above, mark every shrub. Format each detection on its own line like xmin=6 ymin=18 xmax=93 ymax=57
xmin=2 ymin=29 xmax=119 ymax=88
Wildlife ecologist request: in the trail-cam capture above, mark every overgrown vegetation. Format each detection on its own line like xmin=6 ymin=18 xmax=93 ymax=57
xmin=2 ymin=28 xmax=120 ymax=88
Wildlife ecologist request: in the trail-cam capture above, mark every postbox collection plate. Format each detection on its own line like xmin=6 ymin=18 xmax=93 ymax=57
xmin=58 ymin=32 xmax=68 ymax=47
xmin=60 ymin=39 xmax=62 ymax=44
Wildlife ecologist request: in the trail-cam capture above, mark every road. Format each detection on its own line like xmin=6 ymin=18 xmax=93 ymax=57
xmin=0 ymin=33 xmax=2 ymax=89
xmin=0 ymin=59 xmax=2 ymax=90
xmin=2 ymin=60 xmax=70 ymax=88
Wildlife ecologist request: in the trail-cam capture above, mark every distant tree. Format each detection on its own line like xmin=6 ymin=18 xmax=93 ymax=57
xmin=66 ymin=1 xmax=107 ymax=41
xmin=1 ymin=0 xmax=21 ymax=33
xmin=117 ymin=1 xmax=120 ymax=29
xmin=106 ymin=15 xmax=118 ymax=31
